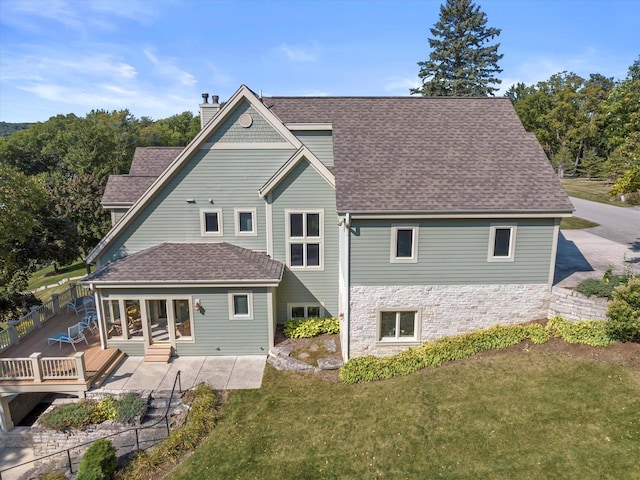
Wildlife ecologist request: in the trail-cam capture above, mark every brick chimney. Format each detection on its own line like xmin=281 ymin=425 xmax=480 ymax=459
xmin=200 ymin=93 xmax=221 ymax=129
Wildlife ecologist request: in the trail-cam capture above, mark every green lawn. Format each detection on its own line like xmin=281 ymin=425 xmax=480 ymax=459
xmin=27 ymin=260 xmax=89 ymax=291
xmin=561 ymin=178 xmax=627 ymax=206
xmin=170 ymin=354 xmax=640 ymax=480
xmin=560 ymin=216 xmax=599 ymax=230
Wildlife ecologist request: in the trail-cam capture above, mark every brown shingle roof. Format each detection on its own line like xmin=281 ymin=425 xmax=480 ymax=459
xmin=85 ymin=243 xmax=284 ymax=284
xmin=102 ymin=175 xmax=157 ymax=205
xmin=128 ymin=147 xmax=183 ymax=176
xmin=264 ymin=97 xmax=573 ymax=213
xmin=102 ymin=147 xmax=183 ymax=205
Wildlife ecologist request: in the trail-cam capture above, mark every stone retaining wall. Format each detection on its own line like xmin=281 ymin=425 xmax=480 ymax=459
xmin=350 ymin=284 xmax=551 ymax=357
xmin=548 ymin=286 xmax=608 ymax=321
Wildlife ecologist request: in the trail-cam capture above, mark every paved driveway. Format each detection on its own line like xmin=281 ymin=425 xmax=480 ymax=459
xmin=571 ymin=197 xmax=640 ymax=247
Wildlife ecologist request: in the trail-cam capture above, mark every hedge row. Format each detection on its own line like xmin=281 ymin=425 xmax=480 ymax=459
xmin=339 ymin=318 xmax=619 ymax=384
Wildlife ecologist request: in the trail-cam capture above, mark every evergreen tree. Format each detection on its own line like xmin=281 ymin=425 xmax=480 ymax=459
xmin=411 ymin=0 xmax=503 ymax=97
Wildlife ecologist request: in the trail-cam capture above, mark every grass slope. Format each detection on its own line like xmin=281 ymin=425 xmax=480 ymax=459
xmin=560 ymin=216 xmax=599 ymax=230
xmin=561 ymin=178 xmax=627 ymax=206
xmin=170 ymin=354 xmax=640 ymax=479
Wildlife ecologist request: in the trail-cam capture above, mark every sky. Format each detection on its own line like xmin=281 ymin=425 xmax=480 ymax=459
xmin=0 ymin=0 xmax=638 ymax=123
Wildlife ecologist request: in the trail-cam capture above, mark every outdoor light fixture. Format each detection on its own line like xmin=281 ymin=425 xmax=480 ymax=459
xmin=194 ymin=299 xmax=201 ymax=310
xmin=186 ymin=198 xmax=196 ymax=203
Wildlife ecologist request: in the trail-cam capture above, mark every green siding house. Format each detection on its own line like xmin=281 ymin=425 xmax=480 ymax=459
xmin=86 ymin=85 xmax=573 ymax=360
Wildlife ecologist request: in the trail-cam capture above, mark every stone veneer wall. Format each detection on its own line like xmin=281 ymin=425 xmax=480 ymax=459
xmin=349 ymin=284 xmax=551 ymax=357
xmin=548 ymin=286 xmax=608 ymax=321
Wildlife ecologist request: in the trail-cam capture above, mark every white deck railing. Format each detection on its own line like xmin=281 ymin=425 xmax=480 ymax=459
xmin=0 ymin=352 xmax=86 ymax=382
xmin=0 ymin=283 xmax=92 ymax=353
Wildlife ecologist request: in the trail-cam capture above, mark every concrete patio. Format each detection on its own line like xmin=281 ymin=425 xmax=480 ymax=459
xmin=99 ymin=354 xmax=267 ymax=391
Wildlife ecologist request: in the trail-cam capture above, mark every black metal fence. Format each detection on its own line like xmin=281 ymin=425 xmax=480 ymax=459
xmin=0 ymin=371 xmax=182 ymax=480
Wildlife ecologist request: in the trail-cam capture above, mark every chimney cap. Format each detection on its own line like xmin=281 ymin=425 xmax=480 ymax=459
xmin=211 ymin=95 xmax=219 ymax=104
xmin=201 ymin=93 xmax=209 ymax=104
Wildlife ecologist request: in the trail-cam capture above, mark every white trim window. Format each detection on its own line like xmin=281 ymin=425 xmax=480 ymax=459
xmin=488 ymin=224 xmax=517 ymax=262
xmin=377 ymin=309 xmax=421 ymax=343
xmin=228 ymin=291 xmax=254 ymax=320
xmin=286 ymin=210 xmax=323 ymax=269
xmin=288 ymin=304 xmax=324 ymax=319
xmin=200 ymin=209 xmax=223 ymax=236
xmin=390 ymin=225 xmax=419 ymax=263
xmin=234 ymin=208 xmax=257 ymax=236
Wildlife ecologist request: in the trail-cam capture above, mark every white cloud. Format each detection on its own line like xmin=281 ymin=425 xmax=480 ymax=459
xmin=144 ymin=49 xmax=197 ymax=87
xmin=273 ymin=43 xmax=319 ymax=63
xmin=383 ymin=76 xmax=420 ymax=95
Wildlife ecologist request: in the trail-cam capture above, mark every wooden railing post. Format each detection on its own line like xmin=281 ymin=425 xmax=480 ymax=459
xmin=52 ymin=294 xmax=61 ymax=315
xmin=30 ymin=352 xmax=43 ymax=382
xmin=75 ymin=352 xmax=87 ymax=382
xmin=70 ymin=283 xmax=78 ymax=301
xmin=7 ymin=321 xmax=19 ymax=346
xmin=30 ymin=305 xmax=42 ymax=329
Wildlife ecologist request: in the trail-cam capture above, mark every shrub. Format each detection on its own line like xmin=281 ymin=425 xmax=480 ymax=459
xmin=39 ymin=401 xmax=94 ymax=431
xmin=283 ymin=317 xmax=340 ymax=338
xmin=116 ymin=384 xmax=218 ymax=480
xmin=546 ymin=316 xmax=614 ymax=346
xmin=92 ymin=396 xmax=117 ymax=424
xmin=116 ymin=393 xmax=148 ymax=424
xmin=77 ymin=439 xmax=117 ymax=480
xmin=339 ymin=323 xmax=549 ymax=384
xmin=607 ymin=277 xmax=640 ymax=342
xmin=576 ymin=267 xmax=629 ymax=298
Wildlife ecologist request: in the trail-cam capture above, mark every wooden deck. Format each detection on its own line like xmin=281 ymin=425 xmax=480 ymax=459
xmin=0 ymin=309 xmax=123 ymax=394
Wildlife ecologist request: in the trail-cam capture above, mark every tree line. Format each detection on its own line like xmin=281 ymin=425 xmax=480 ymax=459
xmin=0 ymin=111 xmax=200 ymax=320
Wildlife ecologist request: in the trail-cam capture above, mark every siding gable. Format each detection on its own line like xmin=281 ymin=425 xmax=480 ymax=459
xmin=293 ymin=131 xmax=334 ymax=165
xmin=270 ymin=160 xmax=338 ymax=322
xmin=206 ymin=100 xmax=286 ymax=144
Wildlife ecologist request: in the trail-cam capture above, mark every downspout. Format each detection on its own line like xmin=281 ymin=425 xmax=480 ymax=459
xmin=344 ymin=212 xmax=351 ymax=361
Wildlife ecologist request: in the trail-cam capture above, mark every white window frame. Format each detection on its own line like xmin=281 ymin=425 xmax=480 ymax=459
xmin=487 ymin=224 xmax=517 ymax=262
xmin=234 ymin=208 xmax=257 ymax=236
xmin=285 ymin=209 xmax=324 ymax=270
xmin=287 ymin=303 xmax=325 ymax=320
xmin=200 ymin=209 xmax=223 ymax=237
xmin=228 ymin=291 xmax=254 ymax=320
xmin=376 ymin=308 xmax=422 ymax=344
xmin=390 ymin=225 xmax=419 ymax=263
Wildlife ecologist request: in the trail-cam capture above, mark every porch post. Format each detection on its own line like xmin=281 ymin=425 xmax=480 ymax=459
xmin=30 ymin=305 xmax=42 ymax=329
xmin=0 ymin=395 xmax=14 ymax=432
xmin=75 ymin=352 xmax=87 ymax=382
xmin=30 ymin=352 xmax=43 ymax=382
xmin=52 ymin=293 xmax=61 ymax=315
xmin=7 ymin=321 xmax=19 ymax=346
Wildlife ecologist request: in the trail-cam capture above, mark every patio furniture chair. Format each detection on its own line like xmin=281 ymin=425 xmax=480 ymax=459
xmin=82 ymin=296 xmax=95 ymax=309
xmin=79 ymin=312 xmax=98 ymax=334
xmin=47 ymin=323 xmax=89 ymax=351
xmin=66 ymin=297 xmax=85 ymax=316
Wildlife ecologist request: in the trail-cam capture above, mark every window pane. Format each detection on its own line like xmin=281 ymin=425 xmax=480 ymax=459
xmin=173 ymin=299 xmax=191 ymax=338
xmin=239 ymin=212 xmax=253 ymax=232
xmin=399 ymin=312 xmax=416 ymax=337
xmin=307 ymin=306 xmax=321 ymax=317
xmin=125 ymin=300 xmax=142 ymax=337
xmin=307 ymin=243 xmax=320 ymax=266
xmin=291 ymin=306 xmax=305 ymax=318
xmin=103 ymin=300 xmax=122 ymax=338
xmin=205 ymin=212 xmax=219 ymax=232
xmin=234 ymin=295 xmax=249 ymax=316
xmin=290 ymin=213 xmax=303 ymax=237
xmin=380 ymin=312 xmax=397 ymax=338
xmin=494 ymin=228 xmax=511 ymax=257
xmin=396 ymin=229 xmax=413 ymax=258
xmin=307 ymin=213 xmax=320 ymax=237
xmin=290 ymin=243 xmax=304 ymax=266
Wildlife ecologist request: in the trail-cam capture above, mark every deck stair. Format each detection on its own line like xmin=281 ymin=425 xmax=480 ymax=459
xmin=144 ymin=342 xmax=173 ymax=363
xmin=90 ymin=349 xmax=126 ymax=388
